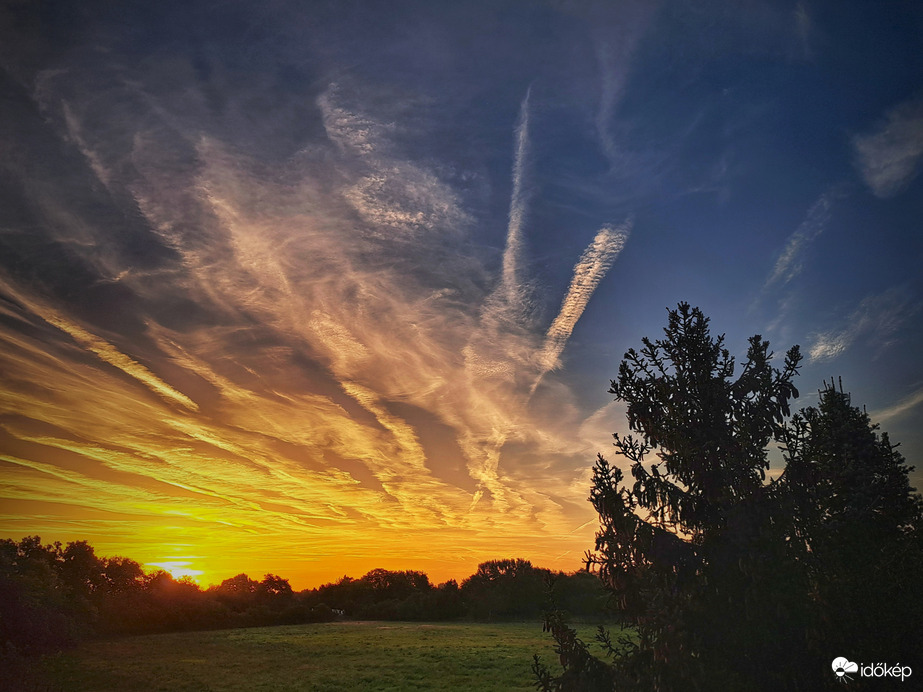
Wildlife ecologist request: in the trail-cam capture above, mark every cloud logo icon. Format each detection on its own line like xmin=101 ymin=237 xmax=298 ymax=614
xmin=832 ymin=657 xmax=859 ymax=681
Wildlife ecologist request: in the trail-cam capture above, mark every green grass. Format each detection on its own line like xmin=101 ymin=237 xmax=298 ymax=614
xmin=39 ymin=621 xmax=620 ymax=691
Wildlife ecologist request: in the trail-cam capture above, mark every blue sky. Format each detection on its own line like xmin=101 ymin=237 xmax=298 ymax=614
xmin=0 ymin=0 xmax=921 ymax=586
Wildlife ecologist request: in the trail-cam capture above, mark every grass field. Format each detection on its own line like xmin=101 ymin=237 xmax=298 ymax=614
xmin=38 ymin=621 xmax=615 ymax=691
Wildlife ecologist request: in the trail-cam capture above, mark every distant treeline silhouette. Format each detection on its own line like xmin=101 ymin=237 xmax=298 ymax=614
xmin=0 ymin=539 xmax=606 ymax=660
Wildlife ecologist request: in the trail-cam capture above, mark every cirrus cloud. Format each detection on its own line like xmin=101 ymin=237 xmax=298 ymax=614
xmin=853 ymin=95 xmax=923 ymax=198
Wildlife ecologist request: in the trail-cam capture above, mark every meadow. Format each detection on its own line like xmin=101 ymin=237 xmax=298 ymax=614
xmin=38 ymin=621 xmax=613 ymax=691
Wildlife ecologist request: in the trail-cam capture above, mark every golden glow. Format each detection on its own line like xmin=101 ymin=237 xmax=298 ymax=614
xmin=0 ymin=90 xmax=628 ymax=590
xmin=147 ymin=559 xmax=205 ymax=582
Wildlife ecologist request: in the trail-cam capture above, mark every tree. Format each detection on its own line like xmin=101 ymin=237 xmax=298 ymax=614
xmin=101 ymin=555 xmax=145 ymax=593
xmin=536 ymin=303 xmax=809 ymax=690
xmin=783 ymin=380 xmax=922 ymax=547
xmin=60 ymin=540 xmax=104 ymax=598
xmin=461 ymin=559 xmax=549 ymax=620
xmin=781 ymin=381 xmax=923 ymax=665
xmin=0 ymin=537 xmax=76 ymax=655
xmin=257 ymin=573 xmax=294 ymax=604
xmin=535 ymin=304 xmax=923 ymax=691
xmin=361 ymin=568 xmax=430 ymax=601
xmin=216 ymin=572 xmax=259 ymax=595
xmin=212 ymin=572 xmax=259 ymax=613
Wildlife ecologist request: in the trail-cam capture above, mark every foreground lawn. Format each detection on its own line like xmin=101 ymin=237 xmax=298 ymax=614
xmin=40 ymin=621 xmax=616 ymax=691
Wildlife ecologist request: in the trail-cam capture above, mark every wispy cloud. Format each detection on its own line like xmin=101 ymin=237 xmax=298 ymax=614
xmin=853 ymin=95 xmax=923 ymax=198
xmin=754 ymin=190 xmax=838 ymax=334
xmin=871 ymin=385 xmax=923 ymax=424
xmin=0 ymin=279 xmax=198 ymax=412
xmin=594 ymin=42 xmax=626 ymax=168
xmin=594 ymin=38 xmax=640 ymax=170
xmin=61 ymin=101 xmax=113 ymax=190
xmin=808 ymin=288 xmax=915 ymax=362
xmin=586 ymin=1 xmax=653 ymax=172
xmin=764 ymin=191 xmax=834 ymax=292
xmin=501 ymin=87 xmax=532 ymax=304
xmin=319 ymin=82 xmax=472 ymax=239
xmin=0 ymin=66 xmax=625 ymax=585
xmin=537 ymin=222 xmax=631 ymax=376
xmin=793 ymin=2 xmax=813 ymax=60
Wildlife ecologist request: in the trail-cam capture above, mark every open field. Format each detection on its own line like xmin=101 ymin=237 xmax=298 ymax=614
xmin=38 ymin=621 xmax=616 ymax=691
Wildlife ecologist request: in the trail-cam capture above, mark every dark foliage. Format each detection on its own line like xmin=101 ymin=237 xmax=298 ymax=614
xmin=535 ymin=303 xmax=923 ymax=691
xmin=0 ymin=535 xmax=603 ymax=671
xmin=300 ymin=560 xmax=603 ymax=623
xmin=0 ymin=538 xmax=337 ymax=659
xmin=781 ymin=383 xmax=923 ymax=667
xmin=1 ymin=537 xmax=104 ymax=655
xmin=460 ymin=559 xmax=549 ymax=620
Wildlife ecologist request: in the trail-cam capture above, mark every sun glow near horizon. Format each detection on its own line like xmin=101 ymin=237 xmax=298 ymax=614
xmin=2 ymin=1 xmax=922 ymax=598
xmin=147 ymin=559 xmax=205 ymax=583
xmin=0 ymin=72 xmax=622 ymax=591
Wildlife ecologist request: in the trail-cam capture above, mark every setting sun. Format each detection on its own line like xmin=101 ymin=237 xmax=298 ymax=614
xmin=147 ymin=559 xmax=205 ymax=583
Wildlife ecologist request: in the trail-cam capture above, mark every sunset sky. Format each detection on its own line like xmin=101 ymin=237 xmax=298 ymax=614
xmin=1 ymin=1 xmax=922 ymax=589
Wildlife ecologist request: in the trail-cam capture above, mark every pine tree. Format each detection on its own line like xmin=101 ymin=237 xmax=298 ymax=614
xmin=535 ymin=305 xmax=923 ymax=690
xmin=536 ymin=304 xmax=808 ymax=691
xmin=781 ymin=382 xmax=923 ymax=665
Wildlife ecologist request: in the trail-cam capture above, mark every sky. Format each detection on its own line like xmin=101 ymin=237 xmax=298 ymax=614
xmin=1 ymin=0 xmax=921 ymax=589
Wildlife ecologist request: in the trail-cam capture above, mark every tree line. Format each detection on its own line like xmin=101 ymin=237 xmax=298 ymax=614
xmin=0 ymin=538 xmax=606 ymax=658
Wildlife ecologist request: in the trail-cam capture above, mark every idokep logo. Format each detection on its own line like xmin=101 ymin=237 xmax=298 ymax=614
xmin=832 ymin=658 xmax=858 ymax=682
xmin=832 ymin=657 xmax=913 ymax=683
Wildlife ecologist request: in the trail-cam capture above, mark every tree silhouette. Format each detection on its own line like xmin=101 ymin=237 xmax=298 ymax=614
xmin=60 ymin=540 xmax=104 ymax=596
xmin=535 ymin=303 xmax=921 ymax=690
xmin=594 ymin=303 xmax=802 ymax=688
xmin=0 ymin=537 xmax=79 ymax=655
xmin=781 ymin=381 xmax=923 ymax=666
xmin=362 ymin=568 xmax=430 ymax=601
xmin=101 ymin=555 xmax=145 ymax=593
xmin=258 ymin=573 xmax=294 ymax=600
xmin=217 ymin=573 xmax=259 ymax=595
xmin=212 ymin=573 xmax=259 ymax=613
xmin=461 ymin=559 xmax=548 ymax=620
